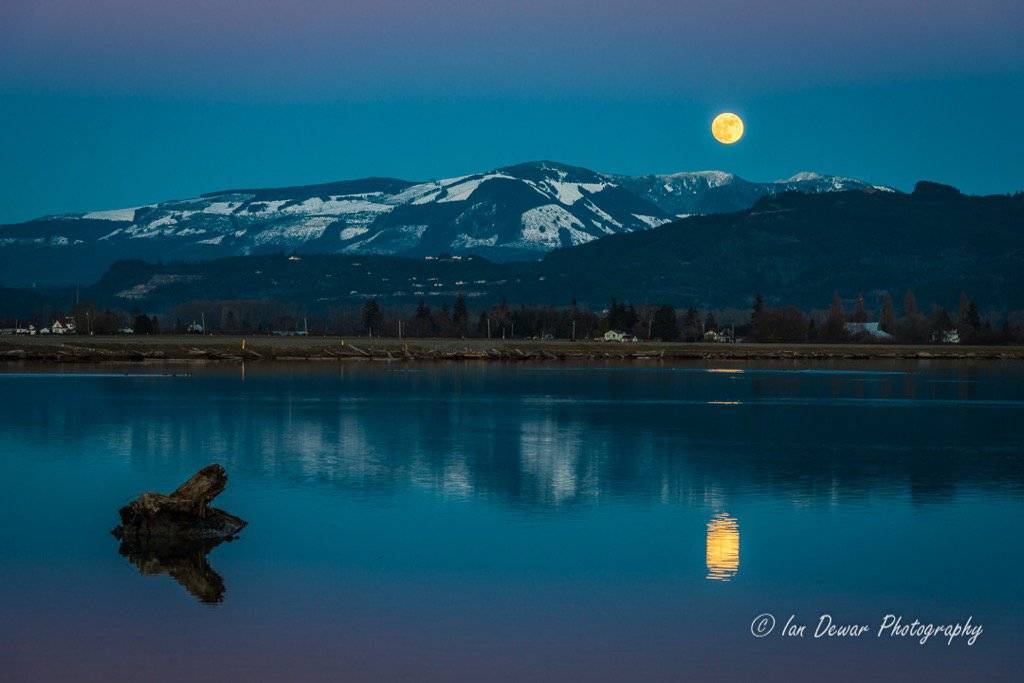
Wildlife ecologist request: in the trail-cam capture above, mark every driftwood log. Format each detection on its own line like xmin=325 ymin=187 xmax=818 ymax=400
xmin=113 ymin=464 xmax=247 ymax=541
xmin=112 ymin=465 xmax=245 ymax=603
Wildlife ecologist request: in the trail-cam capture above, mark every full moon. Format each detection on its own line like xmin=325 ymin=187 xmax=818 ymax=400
xmin=711 ymin=112 xmax=744 ymax=144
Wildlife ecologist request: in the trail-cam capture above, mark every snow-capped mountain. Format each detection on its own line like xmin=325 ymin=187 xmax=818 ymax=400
xmin=0 ymin=161 xmax=887 ymax=285
xmin=612 ymin=170 xmax=889 ymax=217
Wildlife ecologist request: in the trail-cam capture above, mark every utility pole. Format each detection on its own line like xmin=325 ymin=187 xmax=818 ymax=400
xmin=398 ymin=320 xmax=403 ymax=340
xmin=571 ymin=319 xmax=576 ymax=341
xmin=487 ymin=317 xmax=491 ymax=339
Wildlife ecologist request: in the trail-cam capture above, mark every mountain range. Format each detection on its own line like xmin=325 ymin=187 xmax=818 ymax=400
xmin=0 ymin=161 xmax=886 ymax=287
xmin=9 ymin=180 xmax=1021 ymax=316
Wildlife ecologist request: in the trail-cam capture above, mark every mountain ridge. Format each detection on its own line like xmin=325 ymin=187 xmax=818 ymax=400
xmin=0 ymin=161 xmax=887 ymax=286
xmin=5 ymin=182 xmax=1022 ymax=318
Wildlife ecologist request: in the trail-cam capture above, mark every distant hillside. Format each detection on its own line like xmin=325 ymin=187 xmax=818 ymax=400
xmin=541 ymin=182 xmax=1024 ymax=310
xmin=0 ymin=162 xmax=883 ymax=286
xmin=7 ymin=181 xmax=1022 ymax=316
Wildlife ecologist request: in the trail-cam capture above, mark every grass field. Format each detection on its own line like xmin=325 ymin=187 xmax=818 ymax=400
xmin=2 ymin=334 xmax=1023 ymax=363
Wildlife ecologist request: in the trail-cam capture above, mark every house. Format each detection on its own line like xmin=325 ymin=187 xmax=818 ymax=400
xmin=50 ymin=318 xmax=75 ymax=335
xmin=603 ymin=330 xmax=638 ymax=343
xmin=703 ymin=329 xmax=734 ymax=343
xmin=844 ymin=322 xmax=893 ymax=340
xmin=933 ymin=329 xmax=960 ymax=344
xmin=186 ymin=321 xmax=205 ymax=334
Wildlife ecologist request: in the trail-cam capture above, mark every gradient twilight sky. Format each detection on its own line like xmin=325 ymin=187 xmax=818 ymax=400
xmin=1 ymin=0 xmax=1022 ymax=222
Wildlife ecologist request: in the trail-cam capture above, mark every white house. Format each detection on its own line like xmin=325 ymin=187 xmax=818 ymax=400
xmin=50 ymin=318 xmax=75 ymax=335
xmin=844 ymin=322 xmax=893 ymax=340
xmin=702 ymin=329 xmax=734 ymax=343
xmin=603 ymin=330 xmax=638 ymax=343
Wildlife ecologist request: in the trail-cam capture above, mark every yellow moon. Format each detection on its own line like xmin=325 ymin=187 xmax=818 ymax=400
xmin=711 ymin=112 xmax=744 ymax=144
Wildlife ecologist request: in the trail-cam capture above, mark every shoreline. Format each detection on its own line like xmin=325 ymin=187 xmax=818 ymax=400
xmin=2 ymin=335 xmax=1023 ymax=364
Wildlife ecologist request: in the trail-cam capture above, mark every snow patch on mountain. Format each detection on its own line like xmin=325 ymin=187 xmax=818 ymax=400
xmin=666 ymin=171 xmax=736 ymax=187
xmin=582 ymin=200 xmax=622 ymax=229
xmin=281 ymin=197 xmax=391 ymax=216
xmin=543 ymin=181 xmax=609 ymax=205
xmin=202 ymin=201 xmax=242 ymax=215
xmin=451 ymin=233 xmax=499 ymax=248
xmin=437 ymin=174 xmax=515 ymax=203
xmin=83 ymin=207 xmax=139 ymax=221
xmin=632 ymin=214 xmax=671 ymax=228
xmin=252 ymin=217 xmax=334 ymax=245
xmin=519 ymin=204 xmax=592 ymax=249
xmin=782 ymin=172 xmax=825 ymax=183
xmin=340 ymin=226 xmax=370 ymax=241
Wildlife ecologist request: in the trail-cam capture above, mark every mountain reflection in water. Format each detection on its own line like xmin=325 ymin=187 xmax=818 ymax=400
xmin=3 ymin=363 xmax=1021 ymax=510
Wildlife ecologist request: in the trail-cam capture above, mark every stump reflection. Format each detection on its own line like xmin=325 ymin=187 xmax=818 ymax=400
xmin=116 ymin=534 xmax=233 ymax=604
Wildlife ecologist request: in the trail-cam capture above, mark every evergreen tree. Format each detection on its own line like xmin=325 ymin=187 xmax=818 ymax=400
xmin=903 ymin=290 xmax=918 ymax=318
xmin=964 ymin=302 xmax=981 ymax=342
xmin=928 ymin=305 xmax=953 ymax=341
xmin=682 ymin=306 xmax=700 ymax=341
xmin=92 ymin=310 xmax=122 ymax=335
xmin=133 ymin=313 xmax=154 ymax=335
xmin=452 ymin=295 xmax=469 ymax=335
xmin=606 ymin=299 xmax=630 ymax=331
xmin=704 ymin=311 xmax=718 ymax=333
xmin=879 ymin=292 xmax=896 ymax=332
xmin=957 ymin=292 xmax=981 ymax=341
xmin=957 ymin=292 xmax=970 ymax=328
xmin=897 ymin=289 xmax=927 ymax=343
xmin=436 ymin=304 xmax=452 ymax=336
xmin=625 ymin=304 xmax=639 ymax=333
xmin=651 ymin=305 xmax=680 ymax=341
xmin=412 ymin=299 xmax=433 ymax=337
xmin=684 ymin=307 xmax=699 ymax=327
xmin=851 ymin=294 xmax=868 ymax=323
xmin=476 ymin=311 xmax=490 ymax=337
xmin=361 ymin=298 xmax=383 ymax=336
xmin=751 ymin=293 xmax=765 ymax=336
xmin=820 ymin=292 xmax=848 ymax=341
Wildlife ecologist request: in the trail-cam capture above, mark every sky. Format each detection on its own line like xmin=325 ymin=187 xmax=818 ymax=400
xmin=1 ymin=0 xmax=1022 ymax=223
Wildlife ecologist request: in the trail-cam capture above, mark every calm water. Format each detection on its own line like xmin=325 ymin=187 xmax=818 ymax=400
xmin=1 ymin=361 xmax=1023 ymax=681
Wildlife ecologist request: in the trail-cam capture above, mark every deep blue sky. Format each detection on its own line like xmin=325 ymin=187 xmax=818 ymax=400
xmin=1 ymin=0 xmax=1022 ymax=223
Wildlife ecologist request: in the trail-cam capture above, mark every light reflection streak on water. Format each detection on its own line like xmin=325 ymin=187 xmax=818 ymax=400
xmin=706 ymin=513 xmax=740 ymax=581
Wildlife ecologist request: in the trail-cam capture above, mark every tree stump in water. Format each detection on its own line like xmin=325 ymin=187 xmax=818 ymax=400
xmin=112 ymin=465 xmax=246 ymax=603
xmin=113 ymin=464 xmax=247 ymax=541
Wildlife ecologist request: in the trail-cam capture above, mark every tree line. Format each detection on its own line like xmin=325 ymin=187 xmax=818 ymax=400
xmin=5 ymin=290 xmax=1023 ymax=344
xmin=165 ymin=290 xmax=1024 ymax=344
